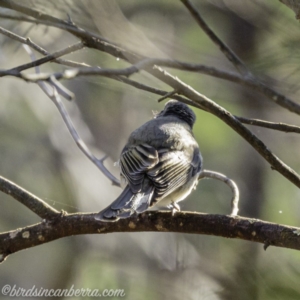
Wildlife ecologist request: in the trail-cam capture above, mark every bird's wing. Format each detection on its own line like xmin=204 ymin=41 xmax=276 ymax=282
xmin=120 ymin=143 xmax=159 ymax=193
xmin=147 ymin=147 xmax=202 ymax=200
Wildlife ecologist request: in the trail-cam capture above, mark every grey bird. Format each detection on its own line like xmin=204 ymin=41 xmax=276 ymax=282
xmin=96 ymin=100 xmax=202 ymax=222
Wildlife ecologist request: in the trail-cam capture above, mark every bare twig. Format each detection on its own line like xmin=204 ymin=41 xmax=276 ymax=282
xmin=0 ymin=0 xmax=72 ymax=27
xmin=49 ymin=76 xmax=74 ymax=101
xmin=0 ymin=26 xmax=90 ymax=69
xmin=7 ymin=41 xmax=84 ymax=74
xmin=236 ymin=116 xmax=300 ymax=134
xmin=157 ymin=90 xmax=178 ymax=102
xmin=23 ymin=45 xmax=120 ymax=186
xmin=0 ymin=58 xmax=158 ymax=81
xmin=199 ymin=170 xmax=239 ymax=216
xmin=45 ymin=84 xmax=120 ymax=186
xmin=147 ymin=59 xmax=300 ymax=115
xmin=181 ymin=0 xmax=250 ymax=77
xmin=0 ymin=176 xmax=60 ymax=219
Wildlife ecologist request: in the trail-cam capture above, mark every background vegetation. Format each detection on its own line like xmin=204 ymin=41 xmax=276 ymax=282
xmin=1 ymin=0 xmax=300 ymax=299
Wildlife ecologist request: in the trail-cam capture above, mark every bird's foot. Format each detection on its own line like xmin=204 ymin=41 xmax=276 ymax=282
xmin=168 ymin=202 xmax=181 ymax=216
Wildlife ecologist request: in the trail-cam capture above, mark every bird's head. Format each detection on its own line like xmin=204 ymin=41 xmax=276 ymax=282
xmin=156 ymin=100 xmax=196 ymax=128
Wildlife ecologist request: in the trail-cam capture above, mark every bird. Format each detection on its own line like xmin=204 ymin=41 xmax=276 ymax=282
xmin=95 ymin=100 xmax=202 ymax=222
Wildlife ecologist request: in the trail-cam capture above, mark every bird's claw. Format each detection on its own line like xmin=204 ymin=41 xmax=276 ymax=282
xmin=168 ymin=202 xmax=180 ymax=216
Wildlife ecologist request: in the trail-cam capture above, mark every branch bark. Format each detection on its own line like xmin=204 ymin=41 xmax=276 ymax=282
xmin=0 ymin=176 xmax=60 ymax=219
xmin=1 ymin=211 xmax=300 ymax=263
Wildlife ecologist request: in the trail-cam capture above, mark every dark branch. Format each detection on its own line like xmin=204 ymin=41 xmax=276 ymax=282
xmin=151 ymin=66 xmax=300 ymax=187
xmin=1 ymin=211 xmax=300 ymax=263
xmin=7 ymin=42 xmax=84 ymax=74
xmin=1 ymin=13 xmax=300 ymax=115
xmin=236 ymin=116 xmax=300 ymax=134
xmin=0 ymin=0 xmax=72 ymax=27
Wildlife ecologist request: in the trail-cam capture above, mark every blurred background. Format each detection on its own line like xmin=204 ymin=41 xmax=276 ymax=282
xmin=1 ymin=0 xmax=300 ymax=299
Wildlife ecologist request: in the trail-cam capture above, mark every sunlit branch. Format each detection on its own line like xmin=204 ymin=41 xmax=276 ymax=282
xmin=0 ymin=175 xmax=60 ymax=219
xmin=199 ymin=170 xmax=239 ymax=216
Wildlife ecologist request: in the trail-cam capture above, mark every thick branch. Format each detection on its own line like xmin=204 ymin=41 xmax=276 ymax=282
xmin=151 ymin=66 xmax=300 ymax=187
xmin=1 ymin=211 xmax=300 ymax=262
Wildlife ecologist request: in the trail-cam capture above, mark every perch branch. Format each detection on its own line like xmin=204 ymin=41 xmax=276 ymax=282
xmin=1 ymin=211 xmax=300 ymax=263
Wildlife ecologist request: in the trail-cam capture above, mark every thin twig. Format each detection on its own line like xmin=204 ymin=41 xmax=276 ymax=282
xmin=0 ymin=58 xmax=159 ymax=80
xmin=236 ymin=116 xmax=300 ymax=133
xmin=8 ymin=41 xmax=84 ymax=74
xmin=0 ymin=0 xmax=72 ymax=27
xmin=49 ymin=76 xmax=74 ymax=101
xmin=199 ymin=170 xmax=239 ymax=216
xmin=157 ymin=90 xmax=177 ymax=102
xmin=23 ymin=45 xmax=121 ymax=186
xmin=0 ymin=26 xmax=90 ymax=68
xmin=181 ymin=0 xmax=250 ymax=77
xmin=0 ymin=176 xmax=60 ymax=219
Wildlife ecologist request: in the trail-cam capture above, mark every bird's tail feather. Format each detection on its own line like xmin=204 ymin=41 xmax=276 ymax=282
xmin=95 ymin=185 xmax=154 ymax=222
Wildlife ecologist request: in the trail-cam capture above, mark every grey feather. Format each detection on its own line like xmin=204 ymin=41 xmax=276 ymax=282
xmin=96 ymin=100 xmax=202 ymax=222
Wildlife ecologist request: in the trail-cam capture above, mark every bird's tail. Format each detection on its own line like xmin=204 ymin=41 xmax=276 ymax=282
xmin=95 ymin=185 xmax=154 ymax=222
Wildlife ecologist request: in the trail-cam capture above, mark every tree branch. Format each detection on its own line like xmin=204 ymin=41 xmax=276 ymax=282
xmin=235 ymin=116 xmax=300 ymax=134
xmin=181 ymin=0 xmax=250 ymax=77
xmin=151 ymin=66 xmax=300 ymax=187
xmin=22 ymin=45 xmax=121 ymax=186
xmin=7 ymin=41 xmax=85 ymax=74
xmin=0 ymin=176 xmax=60 ymax=219
xmin=199 ymin=170 xmax=239 ymax=216
xmin=1 ymin=14 xmax=300 ymax=114
xmin=1 ymin=211 xmax=300 ymax=263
